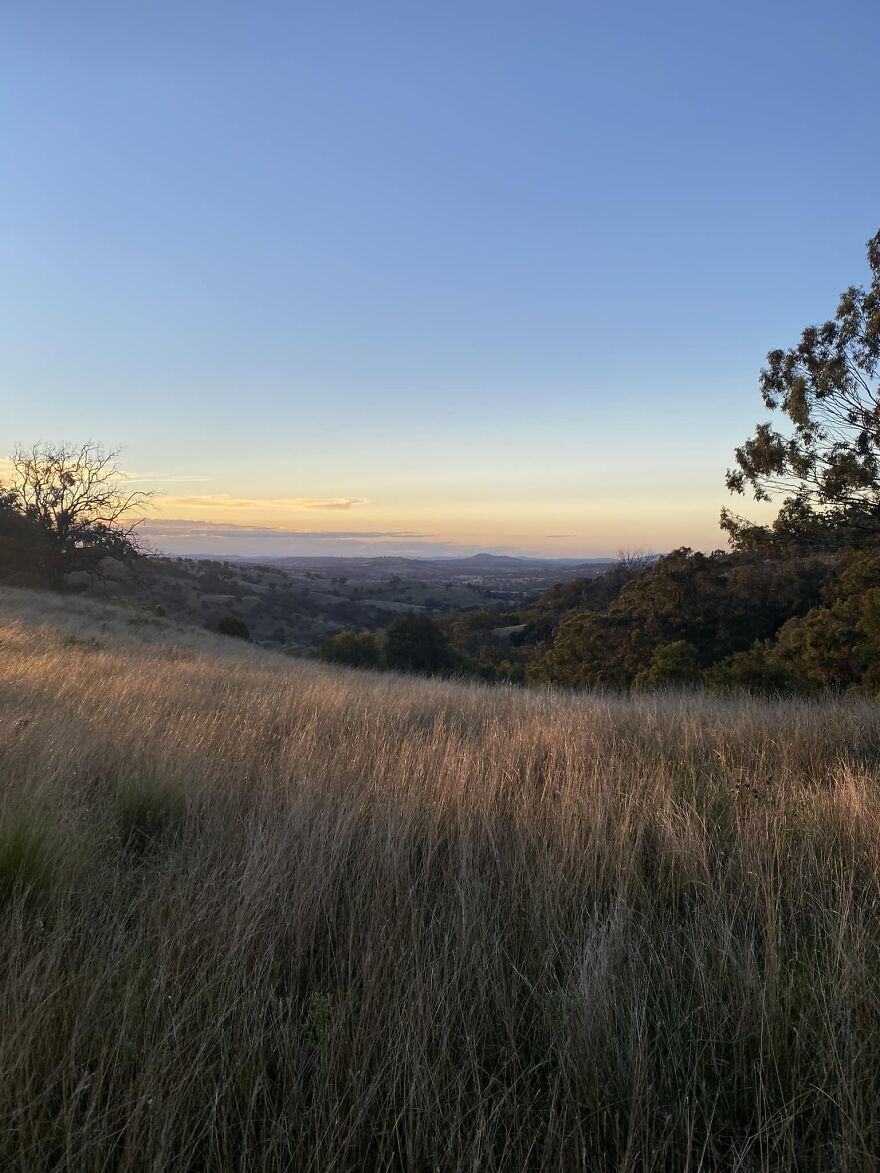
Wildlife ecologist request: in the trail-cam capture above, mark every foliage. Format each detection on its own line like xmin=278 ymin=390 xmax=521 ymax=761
xmin=0 ymin=498 xmax=51 ymax=585
xmin=699 ymin=549 xmax=880 ymax=695
xmin=319 ymin=628 xmax=381 ymax=669
xmin=319 ymin=616 xmax=457 ymax=677
xmin=633 ymin=640 xmax=702 ymax=690
xmin=705 ymin=645 xmax=795 ymax=695
xmin=384 ymin=611 xmax=452 ymax=675
xmin=725 ymin=230 xmax=880 ymax=551
xmin=1 ymin=442 xmax=151 ymax=588
xmin=214 ymin=615 xmax=251 ymax=640
xmin=531 ymin=548 xmax=826 ymax=691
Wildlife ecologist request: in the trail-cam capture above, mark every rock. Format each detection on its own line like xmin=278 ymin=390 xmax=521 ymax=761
xmin=96 ymin=557 xmax=131 ymax=582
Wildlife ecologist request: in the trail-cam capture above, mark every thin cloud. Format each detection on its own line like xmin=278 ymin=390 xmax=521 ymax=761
xmin=137 ymin=519 xmax=555 ymax=559
xmin=158 ymin=494 xmax=369 ymax=511
xmin=140 ymin=519 xmax=420 ymax=540
xmin=123 ymin=473 xmax=217 ymax=484
xmin=0 ymin=463 xmax=363 ymax=513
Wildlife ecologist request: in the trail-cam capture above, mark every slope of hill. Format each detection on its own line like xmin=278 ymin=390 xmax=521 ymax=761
xmin=72 ymin=554 xmax=617 ymax=655
xmin=2 ymin=586 xmax=880 ymax=1170
xmin=79 ymin=555 xmax=507 ymax=652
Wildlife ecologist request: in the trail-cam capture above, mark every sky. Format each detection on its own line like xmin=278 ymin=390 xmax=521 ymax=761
xmin=2 ymin=0 xmax=879 ymax=558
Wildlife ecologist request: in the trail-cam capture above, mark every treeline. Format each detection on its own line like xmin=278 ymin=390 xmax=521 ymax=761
xmin=319 ymin=544 xmax=880 ymax=695
xmin=320 ymin=612 xmax=458 ymax=675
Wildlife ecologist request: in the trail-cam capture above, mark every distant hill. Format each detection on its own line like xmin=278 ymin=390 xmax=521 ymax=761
xmin=226 ymin=552 xmax=618 ymax=581
xmin=74 ymin=553 xmax=618 ymax=654
xmin=77 ymin=554 xmax=574 ymax=653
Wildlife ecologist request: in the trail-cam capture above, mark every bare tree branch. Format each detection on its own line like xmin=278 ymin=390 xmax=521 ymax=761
xmin=2 ymin=441 xmax=154 ymax=587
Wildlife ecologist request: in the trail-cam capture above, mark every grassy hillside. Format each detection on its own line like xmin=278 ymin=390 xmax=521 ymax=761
xmin=3 ymin=587 xmax=880 ymax=1170
xmin=80 ymin=555 xmax=507 ymax=653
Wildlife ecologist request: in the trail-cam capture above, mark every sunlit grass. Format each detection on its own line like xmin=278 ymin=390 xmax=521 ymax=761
xmin=2 ymin=585 xmax=880 ymax=1170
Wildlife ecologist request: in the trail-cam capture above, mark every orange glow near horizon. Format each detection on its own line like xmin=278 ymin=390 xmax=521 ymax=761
xmin=140 ymin=486 xmax=779 ymax=557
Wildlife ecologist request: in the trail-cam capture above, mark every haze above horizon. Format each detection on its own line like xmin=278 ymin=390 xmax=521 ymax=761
xmin=3 ymin=1 xmax=879 ymax=558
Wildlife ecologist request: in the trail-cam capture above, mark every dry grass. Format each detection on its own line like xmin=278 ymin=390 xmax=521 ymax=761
xmin=3 ymin=586 xmax=880 ymax=1170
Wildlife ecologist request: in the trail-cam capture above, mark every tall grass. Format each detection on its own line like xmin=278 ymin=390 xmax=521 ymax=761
xmin=2 ymin=586 xmax=880 ymax=1169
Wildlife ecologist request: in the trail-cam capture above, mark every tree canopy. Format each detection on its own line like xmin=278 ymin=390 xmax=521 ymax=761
xmin=1 ymin=442 xmax=151 ymax=587
xmin=724 ymin=230 xmax=880 ymax=550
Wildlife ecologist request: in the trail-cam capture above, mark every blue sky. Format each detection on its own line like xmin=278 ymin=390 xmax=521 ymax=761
xmin=2 ymin=0 xmax=878 ymax=556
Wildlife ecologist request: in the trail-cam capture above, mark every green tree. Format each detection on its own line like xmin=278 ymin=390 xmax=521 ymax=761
xmin=706 ymin=645 xmax=795 ymax=695
xmin=384 ymin=612 xmax=451 ymax=675
xmin=535 ymin=548 xmax=825 ymax=690
xmin=319 ymin=629 xmax=381 ymax=669
xmin=214 ymin=615 xmax=250 ymax=640
xmin=724 ymin=230 xmax=880 ymax=549
xmin=633 ymin=640 xmax=702 ymax=691
xmin=771 ymin=606 xmax=867 ymax=691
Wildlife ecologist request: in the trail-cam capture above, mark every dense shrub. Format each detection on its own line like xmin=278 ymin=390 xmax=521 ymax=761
xmin=705 ymin=645 xmax=793 ymax=694
xmin=707 ymin=555 xmax=880 ymax=695
xmin=633 ymin=640 xmax=703 ymax=690
xmin=384 ymin=612 xmax=452 ymax=675
xmin=504 ymin=548 xmax=859 ymax=693
xmin=214 ymin=615 xmax=250 ymax=640
xmin=0 ymin=502 xmax=50 ymax=586
xmin=319 ymin=629 xmax=382 ymax=669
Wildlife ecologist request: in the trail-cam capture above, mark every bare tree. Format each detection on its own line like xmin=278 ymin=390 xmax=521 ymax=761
xmin=3 ymin=442 xmax=153 ymax=587
xmin=616 ymin=548 xmax=654 ymax=575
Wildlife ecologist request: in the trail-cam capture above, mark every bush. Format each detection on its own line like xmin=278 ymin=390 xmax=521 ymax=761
xmin=633 ymin=640 xmax=703 ymax=691
xmin=772 ymin=607 xmax=867 ymax=691
xmin=0 ymin=502 xmax=50 ymax=586
xmin=319 ymin=629 xmax=381 ymax=669
xmin=706 ymin=645 xmax=798 ymax=695
xmin=214 ymin=615 xmax=250 ymax=640
xmin=384 ymin=612 xmax=452 ymax=675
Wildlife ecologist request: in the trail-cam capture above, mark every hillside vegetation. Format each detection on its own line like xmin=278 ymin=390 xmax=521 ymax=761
xmin=446 ymin=545 xmax=880 ymax=692
xmin=3 ymin=587 xmax=880 ymax=1170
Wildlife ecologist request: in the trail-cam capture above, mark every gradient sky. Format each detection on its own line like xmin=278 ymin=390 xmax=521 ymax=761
xmin=2 ymin=1 xmax=879 ymax=557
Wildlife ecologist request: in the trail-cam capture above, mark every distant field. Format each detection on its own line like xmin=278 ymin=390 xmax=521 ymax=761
xmin=87 ymin=555 xmax=513 ymax=652
xmin=2 ymin=586 xmax=880 ymax=1170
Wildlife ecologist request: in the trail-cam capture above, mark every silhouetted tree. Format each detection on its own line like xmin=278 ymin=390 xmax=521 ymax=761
xmin=214 ymin=615 xmax=250 ymax=640
xmin=0 ymin=494 xmax=51 ymax=584
xmin=2 ymin=442 xmax=151 ymax=587
xmin=384 ymin=612 xmax=451 ymax=675
xmin=724 ymin=230 xmax=880 ymax=549
xmin=320 ymin=629 xmax=381 ymax=669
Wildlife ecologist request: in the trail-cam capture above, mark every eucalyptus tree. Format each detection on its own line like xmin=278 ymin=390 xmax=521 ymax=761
xmin=724 ymin=230 xmax=880 ymax=549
